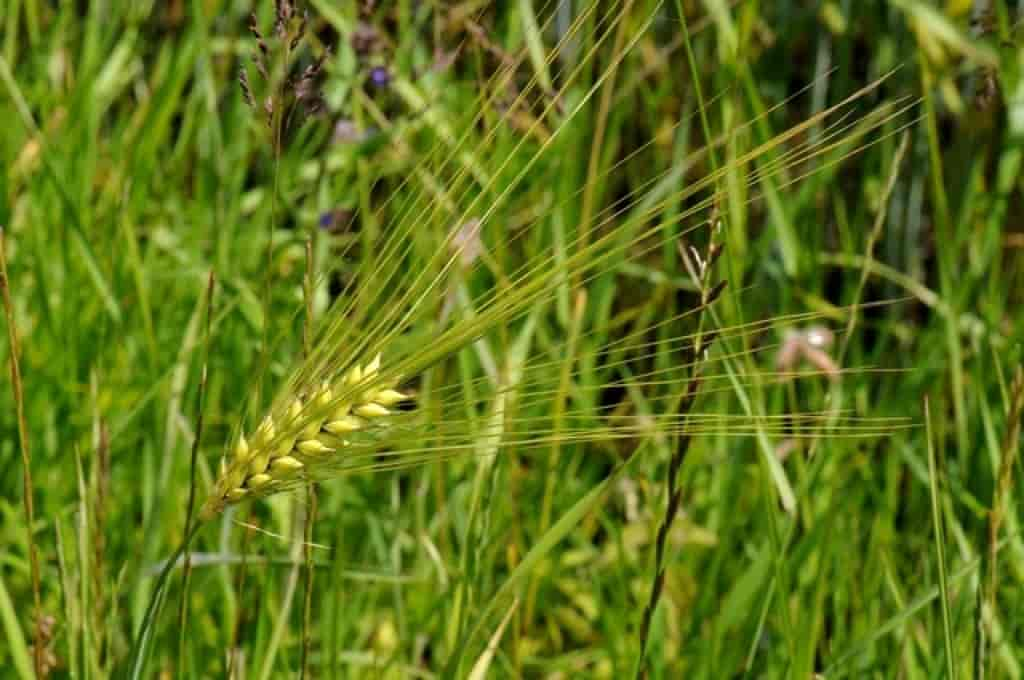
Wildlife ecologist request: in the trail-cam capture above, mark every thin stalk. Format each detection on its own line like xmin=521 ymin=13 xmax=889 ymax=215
xmin=91 ymin=408 xmax=110 ymax=673
xmin=303 ymin=239 xmax=314 ymax=357
xmin=576 ymin=0 xmax=634 ymax=274
xmin=177 ymin=271 xmax=215 ymax=671
xmin=257 ymin=96 xmax=283 ymax=411
xmin=527 ymin=290 xmax=586 ymax=625
xmin=634 ymin=9 xmax=728 ymax=674
xmin=127 ymin=522 xmax=203 ymax=680
xmin=634 ymin=258 xmax=724 ymax=678
xmin=0 ymin=227 xmax=45 ymax=678
xmin=634 ymin=364 xmax=706 ymax=679
xmin=230 ymin=12 xmax=296 ymax=672
xmin=676 ymin=0 xmax=803 ymax=661
xmin=300 ymin=487 xmax=317 ymax=679
xmin=925 ymin=396 xmax=958 ymax=680
xmin=984 ymin=367 xmax=1023 ymax=677
xmin=920 ymin=63 xmax=968 ymax=460
xmin=676 ymin=0 xmax=718 ymax=180
xmin=836 ymin=131 xmax=910 ymax=363
xmin=227 ymin=51 xmax=287 ymax=673
xmin=227 ymin=514 xmax=256 ymax=679
xmin=300 ymin=239 xmax=317 ymax=679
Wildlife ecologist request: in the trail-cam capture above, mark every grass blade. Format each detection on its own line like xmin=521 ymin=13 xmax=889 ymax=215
xmin=925 ymin=396 xmax=958 ymax=680
xmin=0 ymin=572 xmax=33 ymax=680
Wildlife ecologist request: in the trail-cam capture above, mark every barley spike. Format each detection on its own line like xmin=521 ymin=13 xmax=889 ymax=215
xmin=199 ymin=357 xmax=410 ymax=519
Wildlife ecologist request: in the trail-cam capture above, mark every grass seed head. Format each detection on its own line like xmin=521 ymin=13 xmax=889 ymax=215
xmin=200 ymin=356 xmax=409 ymax=520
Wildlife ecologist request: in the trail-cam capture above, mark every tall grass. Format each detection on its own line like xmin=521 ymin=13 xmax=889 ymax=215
xmin=0 ymin=1 xmax=1021 ymax=678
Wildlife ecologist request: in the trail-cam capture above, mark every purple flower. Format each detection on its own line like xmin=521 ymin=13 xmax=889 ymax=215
xmin=318 ymin=208 xmax=356 ymax=234
xmin=369 ymin=66 xmax=390 ymax=88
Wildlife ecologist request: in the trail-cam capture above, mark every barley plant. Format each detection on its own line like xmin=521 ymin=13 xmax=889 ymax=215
xmin=1 ymin=1 xmax=1022 ymax=678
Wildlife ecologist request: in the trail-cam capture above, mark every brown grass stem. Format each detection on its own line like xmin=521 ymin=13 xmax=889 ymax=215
xmin=0 ymin=226 xmax=45 ymax=678
xmin=984 ymin=366 xmax=1024 ymax=676
xmin=634 ymin=235 xmax=725 ymax=678
xmin=634 ymin=362 xmax=706 ymax=680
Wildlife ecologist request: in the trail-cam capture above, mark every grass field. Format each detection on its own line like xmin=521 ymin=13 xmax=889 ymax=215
xmin=1 ymin=1 xmax=1023 ymax=677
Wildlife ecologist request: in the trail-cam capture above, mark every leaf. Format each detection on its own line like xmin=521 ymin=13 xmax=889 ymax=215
xmin=0 ymin=572 xmax=33 ymax=680
xmin=467 ymin=598 xmax=519 ymax=680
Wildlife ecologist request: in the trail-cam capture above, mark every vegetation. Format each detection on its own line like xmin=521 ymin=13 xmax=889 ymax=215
xmin=0 ymin=0 xmax=1021 ymax=677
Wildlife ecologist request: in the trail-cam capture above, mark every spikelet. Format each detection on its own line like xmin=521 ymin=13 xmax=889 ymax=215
xmin=199 ymin=355 xmax=409 ymax=519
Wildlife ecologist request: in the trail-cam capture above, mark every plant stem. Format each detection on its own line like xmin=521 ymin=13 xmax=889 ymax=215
xmin=984 ymin=367 xmax=1024 ymax=676
xmin=300 ymin=486 xmax=317 ymax=679
xmin=0 ymin=227 xmax=45 ymax=678
xmin=634 ymin=372 xmax=703 ymax=680
xmin=300 ymin=239 xmax=317 ymax=679
xmin=925 ymin=396 xmax=958 ymax=680
xmin=127 ymin=522 xmax=202 ymax=680
xmin=177 ymin=271 xmax=215 ymax=671
xmin=634 ymin=259 xmax=723 ymax=679
xmin=577 ymin=0 xmax=634 ymax=276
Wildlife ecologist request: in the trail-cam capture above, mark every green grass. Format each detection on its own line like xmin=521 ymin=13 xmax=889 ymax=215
xmin=1 ymin=1 xmax=1022 ymax=678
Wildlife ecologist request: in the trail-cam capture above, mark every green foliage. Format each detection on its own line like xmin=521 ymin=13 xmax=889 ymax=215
xmin=0 ymin=1 xmax=1021 ymax=677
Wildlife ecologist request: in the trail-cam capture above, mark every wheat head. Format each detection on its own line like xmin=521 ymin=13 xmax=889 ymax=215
xmin=199 ymin=354 xmax=409 ymax=520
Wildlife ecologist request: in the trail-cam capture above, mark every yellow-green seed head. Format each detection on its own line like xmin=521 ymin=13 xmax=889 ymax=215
xmin=273 ymin=438 xmax=295 ymax=459
xmin=253 ymin=417 xmax=275 ymax=447
xmin=374 ymin=389 xmax=408 ymax=406
xmin=315 ymin=382 xmax=333 ymax=407
xmin=297 ymin=439 xmax=332 ymax=456
xmin=270 ymin=456 xmax=304 ymax=475
xmin=324 ymin=416 xmax=362 ymax=435
xmin=234 ymin=434 xmax=251 ymax=462
xmin=288 ymin=398 xmax=303 ymax=421
xmin=248 ymin=451 xmax=271 ymax=475
xmin=247 ymin=473 xmax=272 ymax=490
xmin=226 ymin=464 xmax=248 ymax=491
xmin=300 ymin=419 xmax=322 ymax=441
xmin=365 ymin=353 xmax=381 ymax=376
xmin=355 ymin=403 xmax=389 ymax=418
xmin=201 ymin=353 xmax=411 ymax=519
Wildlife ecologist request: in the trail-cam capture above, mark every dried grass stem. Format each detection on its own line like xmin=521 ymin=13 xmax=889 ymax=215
xmin=0 ymin=227 xmax=45 ymax=678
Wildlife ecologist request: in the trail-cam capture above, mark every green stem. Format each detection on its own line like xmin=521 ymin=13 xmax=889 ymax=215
xmin=126 ymin=522 xmax=203 ymax=680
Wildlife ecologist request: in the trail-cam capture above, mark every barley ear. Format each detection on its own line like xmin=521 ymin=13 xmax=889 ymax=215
xmin=200 ymin=354 xmax=412 ymax=519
